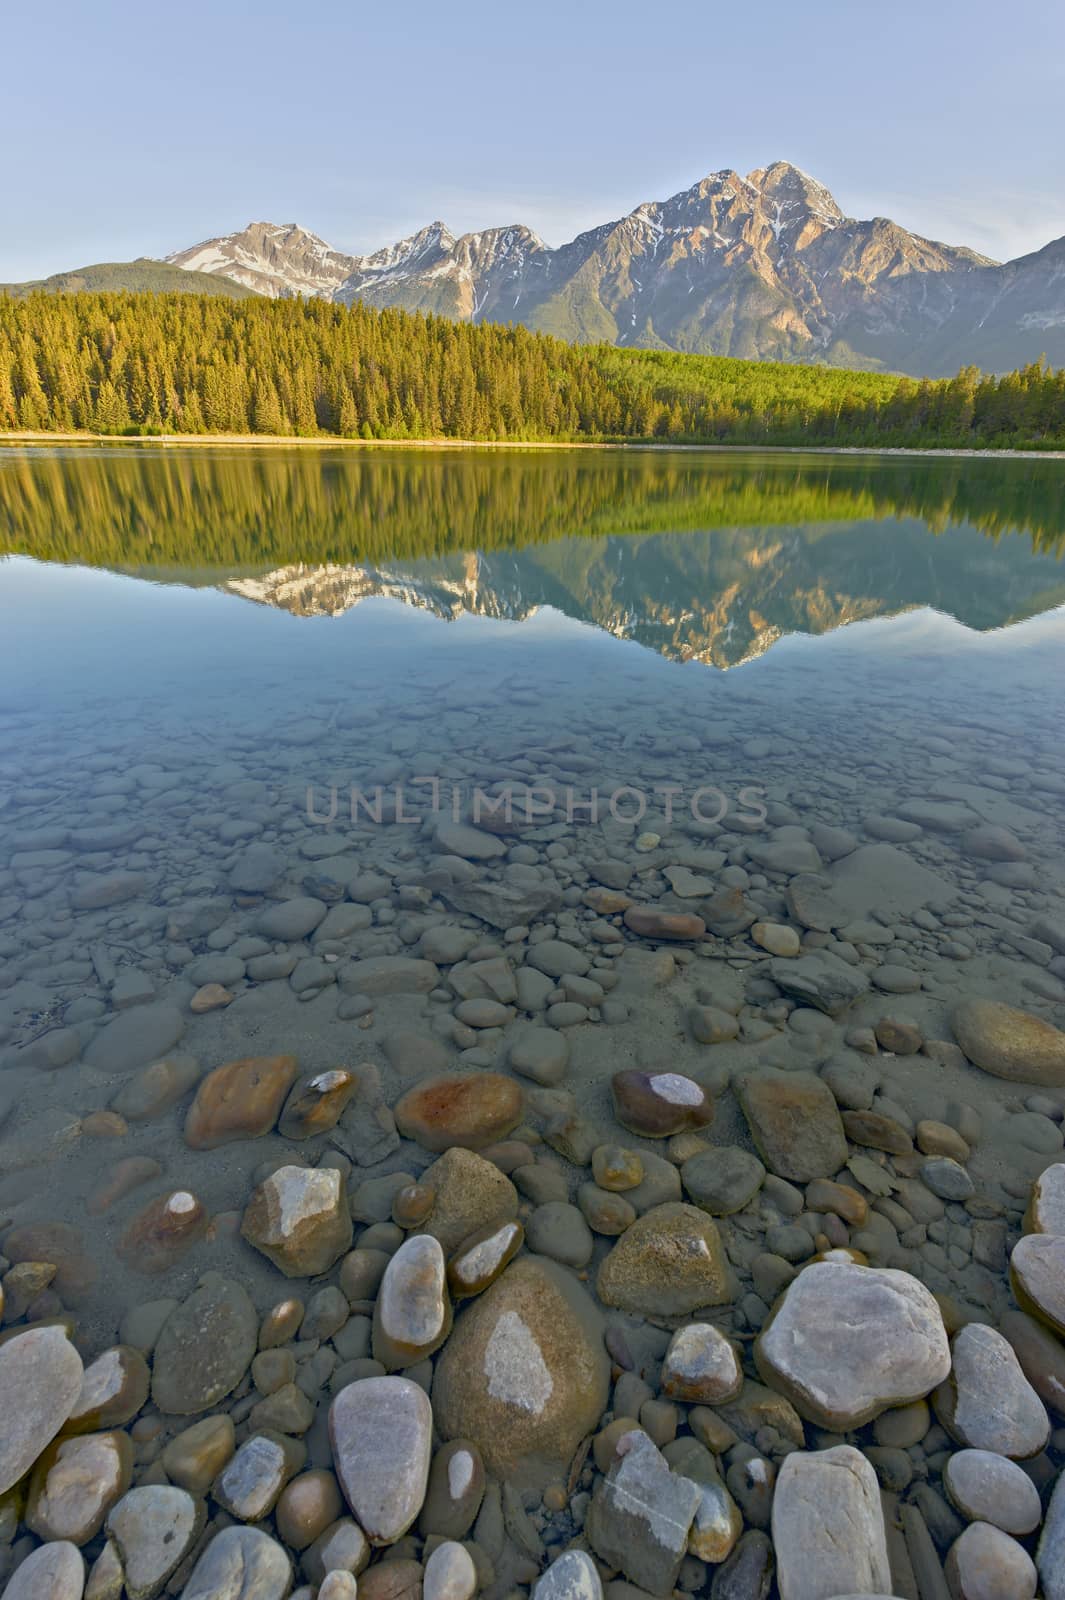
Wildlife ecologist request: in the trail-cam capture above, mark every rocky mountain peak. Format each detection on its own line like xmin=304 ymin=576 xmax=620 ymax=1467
xmin=167 ymin=221 xmax=356 ymax=298
xmin=165 ymin=163 xmax=1065 ymax=373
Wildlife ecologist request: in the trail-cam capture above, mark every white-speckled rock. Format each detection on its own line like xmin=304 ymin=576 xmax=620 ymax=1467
xmin=1038 ymin=1471 xmax=1065 ymax=1600
xmin=1026 ymin=1164 xmax=1065 ymax=1235
xmin=532 ymin=1550 xmax=603 ymax=1600
xmin=585 ymin=1429 xmax=701 ymax=1597
xmin=107 ymin=1484 xmax=204 ymax=1600
xmin=179 ymin=1525 xmax=292 ymax=1599
xmin=945 ymin=1521 xmax=1037 ymax=1600
xmin=319 ymin=1575 xmax=360 ymax=1600
xmin=329 ymin=1376 xmax=432 ymax=1544
xmin=661 ymin=1323 xmax=742 ymax=1404
xmin=3 ymin=1541 xmax=84 ymax=1599
xmin=0 ymin=1326 xmax=84 ymax=1495
xmin=373 ymin=1233 xmax=452 ymax=1370
xmin=432 ymin=1257 xmax=609 ymax=1487
xmin=423 ymin=1539 xmax=478 ymax=1600
xmin=935 ymin=1323 xmax=1049 ymax=1459
xmin=756 ymin=1261 xmax=950 ymax=1430
xmin=241 ymin=1165 xmax=352 ymax=1277
xmin=1011 ymin=1232 xmax=1065 ymax=1334
xmin=943 ymin=1451 xmax=1042 ymax=1536
xmin=772 ymin=1446 xmax=891 ymax=1600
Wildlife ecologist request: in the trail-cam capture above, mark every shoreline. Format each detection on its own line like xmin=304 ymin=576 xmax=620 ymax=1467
xmin=2 ymin=429 xmax=1064 ymax=461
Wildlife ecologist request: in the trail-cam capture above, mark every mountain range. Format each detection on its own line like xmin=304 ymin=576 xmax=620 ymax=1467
xmin=163 ymin=163 xmax=1065 ymax=376
xmin=5 ymin=162 xmax=1065 ymax=376
xmin=172 ymin=517 xmax=1065 ymax=667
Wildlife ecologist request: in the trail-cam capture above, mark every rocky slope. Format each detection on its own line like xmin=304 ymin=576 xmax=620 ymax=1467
xmin=168 ymin=221 xmax=358 ymax=299
xmin=164 ymin=163 xmax=1065 ymax=374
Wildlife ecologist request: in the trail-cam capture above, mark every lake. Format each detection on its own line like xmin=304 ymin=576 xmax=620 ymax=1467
xmin=1 ymin=442 xmax=1064 ymax=1591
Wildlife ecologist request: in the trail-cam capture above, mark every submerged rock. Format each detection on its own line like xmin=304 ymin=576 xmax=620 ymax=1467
xmin=151 ymin=1274 xmax=257 ymax=1415
xmin=611 ymin=1069 xmax=714 ymax=1138
xmin=432 ymin=1257 xmax=609 ymax=1486
xmin=393 ymin=1072 xmax=523 ymax=1151
xmin=585 ymin=1429 xmax=700 ymax=1596
xmin=736 ymin=1071 xmax=848 ymax=1183
xmin=755 ymin=1260 xmax=950 ymax=1430
xmin=954 ymin=997 xmax=1065 ymax=1086
xmin=117 ymin=1189 xmax=208 ymax=1275
xmin=184 ymin=1054 xmax=298 ymax=1148
xmin=771 ymin=1446 xmax=891 ymax=1600
xmin=0 ymin=1325 xmax=84 ymax=1496
xmin=597 ymin=1203 xmax=733 ymax=1316
xmin=179 ymin=1525 xmax=292 ymax=1600
xmin=241 ymin=1165 xmax=352 ymax=1277
xmin=329 ymin=1376 xmax=432 ymax=1544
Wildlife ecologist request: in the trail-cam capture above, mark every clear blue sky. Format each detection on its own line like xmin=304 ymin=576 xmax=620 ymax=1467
xmin=5 ymin=0 xmax=1063 ymax=281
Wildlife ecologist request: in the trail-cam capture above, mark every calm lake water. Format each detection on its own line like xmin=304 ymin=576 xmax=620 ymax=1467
xmin=1 ymin=443 xmax=1064 ymax=1589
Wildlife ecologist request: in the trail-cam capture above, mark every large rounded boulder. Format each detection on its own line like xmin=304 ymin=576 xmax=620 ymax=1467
xmin=431 ymin=1257 xmax=609 ymax=1487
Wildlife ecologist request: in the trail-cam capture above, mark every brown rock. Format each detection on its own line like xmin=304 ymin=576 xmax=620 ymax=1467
xmin=432 ymin=1257 xmax=610 ymax=1487
xmin=597 ymin=1203 xmax=733 ymax=1316
xmin=26 ymin=1430 xmax=132 ymax=1544
xmin=624 ymin=907 xmax=706 ymax=941
xmin=242 ymin=1165 xmax=352 ymax=1277
xmin=875 ymin=1018 xmax=923 ymax=1055
xmin=278 ymin=1069 xmax=357 ymax=1138
xmin=63 ymin=1346 xmax=150 ymax=1434
xmin=954 ymin=998 xmax=1065 ymax=1087
xmin=917 ymin=1120 xmax=972 ymax=1162
xmin=358 ymin=1559 xmax=424 ymax=1600
xmin=737 ymin=1071 xmax=848 ymax=1182
xmin=162 ymin=1414 xmax=236 ymax=1495
xmin=700 ymin=886 xmax=757 ymax=937
xmin=611 ymin=1070 xmax=714 ymax=1139
xmin=184 ymin=1054 xmax=298 ymax=1149
xmin=275 ymin=1468 xmax=343 ymax=1551
xmin=190 ymin=983 xmax=233 ymax=1013
xmin=805 ymin=1178 xmax=868 ymax=1227
xmin=447 ymin=1220 xmax=524 ymax=1298
xmin=117 ymin=1190 xmax=209 ymax=1274
xmin=3 ymin=1222 xmax=97 ymax=1305
xmin=842 ymin=1109 xmax=914 ymax=1156
xmin=87 ymin=1155 xmax=163 ymax=1217
xmin=80 ymin=1111 xmax=128 ymax=1138
xmin=393 ymin=1073 xmax=523 ymax=1152
xmin=417 ymin=1147 xmax=519 ymax=1254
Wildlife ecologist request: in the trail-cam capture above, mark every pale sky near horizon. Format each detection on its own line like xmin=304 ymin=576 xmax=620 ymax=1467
xmin=5 ymin=0 xmax=1063 ymax=281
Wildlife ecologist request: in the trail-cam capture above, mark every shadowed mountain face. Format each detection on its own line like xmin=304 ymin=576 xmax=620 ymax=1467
xmin=1 ymin=445 xmax=1063 ymax=667
xmin=163 ymin=162 xmax=1065 ymax=374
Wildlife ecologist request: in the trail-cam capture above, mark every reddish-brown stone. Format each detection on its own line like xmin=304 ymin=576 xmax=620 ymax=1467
xmin=184 ymin=1055 xmax=298 ymax=1149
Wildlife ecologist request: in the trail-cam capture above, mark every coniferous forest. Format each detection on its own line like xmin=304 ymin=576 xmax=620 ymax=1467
xmin=2 ymin=289 xmax=1065 ymax=449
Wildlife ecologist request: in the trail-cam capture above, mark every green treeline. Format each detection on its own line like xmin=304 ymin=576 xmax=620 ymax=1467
xmin=2 ymin=291 xmax=1065 ymax=449
xmin=2 ymin=443 xmax=1063 ymax=571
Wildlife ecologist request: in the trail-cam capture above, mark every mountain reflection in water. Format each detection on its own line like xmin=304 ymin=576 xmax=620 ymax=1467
xmin=1 ymin=444 xmax=1063 ymax=667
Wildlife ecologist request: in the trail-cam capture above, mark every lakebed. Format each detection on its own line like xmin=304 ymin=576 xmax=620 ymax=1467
xmin=1 ymin=444 xmax=1064 ymax=1598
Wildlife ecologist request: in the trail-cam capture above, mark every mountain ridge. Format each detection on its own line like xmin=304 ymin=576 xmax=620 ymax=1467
xmin=162 ymin=159 xmax=1064 ymax=375
xmin=4 ymin=163 xmax=1063 ymax=376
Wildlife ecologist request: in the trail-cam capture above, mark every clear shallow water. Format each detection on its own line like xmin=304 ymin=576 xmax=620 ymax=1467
xmin=1 ymin=445 xmax=1065 ymax=1583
